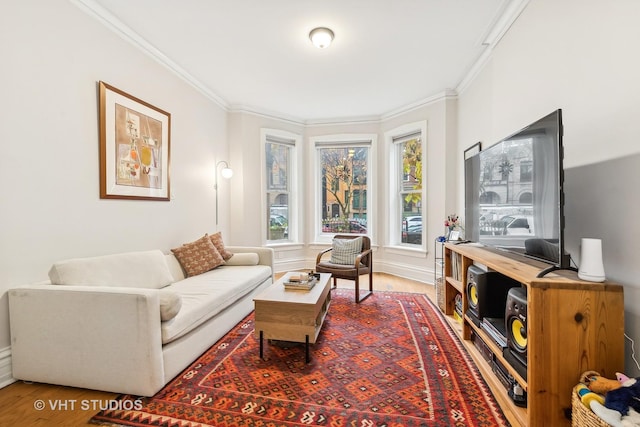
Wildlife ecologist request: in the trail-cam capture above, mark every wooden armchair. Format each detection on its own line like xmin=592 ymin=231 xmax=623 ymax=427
xmin=315 ymin=235 xmax=373 ymax=303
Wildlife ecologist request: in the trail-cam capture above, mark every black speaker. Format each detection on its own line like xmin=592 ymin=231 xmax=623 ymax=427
xmin=466 ymin=265 xmax=519 ymax=326
xmin=506 ymin=287 xmax=528 ymax=367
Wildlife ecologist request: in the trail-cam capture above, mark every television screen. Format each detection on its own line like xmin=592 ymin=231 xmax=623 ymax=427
xmin=464 ymin=109 xmax=570 ymax=274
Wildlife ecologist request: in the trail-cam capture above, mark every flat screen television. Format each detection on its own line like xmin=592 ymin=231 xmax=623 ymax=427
xmin=464 ymin=109 xmax=573 ymax=277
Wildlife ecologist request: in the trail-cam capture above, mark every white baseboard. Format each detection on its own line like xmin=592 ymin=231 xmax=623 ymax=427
xmin=273 ymin=259 xmax=307 ymax=274
xmin=278 ymin=257 xmax=433 ymax=285
xmin=0 ymin=347 xmax=15 ymax=389
xmin=376 ymin=260 xmax=433 ymax=284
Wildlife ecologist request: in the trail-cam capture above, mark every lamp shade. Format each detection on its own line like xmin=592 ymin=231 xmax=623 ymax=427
xmin=221 ymin=167 xmax=233 ymax=179
xmin=309 ymin=27 xmax=334 ymax=49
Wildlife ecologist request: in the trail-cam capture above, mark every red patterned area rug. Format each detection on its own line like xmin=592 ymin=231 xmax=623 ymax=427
xmin=90 ymin=290 xmax=508 ymax=427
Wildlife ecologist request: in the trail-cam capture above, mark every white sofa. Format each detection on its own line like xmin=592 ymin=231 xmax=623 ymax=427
xmin=8 ymin=246 xmax=274 ymax=396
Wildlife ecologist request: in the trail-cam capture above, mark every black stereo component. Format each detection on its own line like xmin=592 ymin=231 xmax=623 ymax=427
xmin=466 ymin=265 xmax=520 ymax=326
xmin=506 ymin=287 xmax=528 ymax=367
xmin=493 ymin=356 xmax=527 ymax=407
xmin=471 ymin=331 xmax=493 ymax=364
xmin=508 ymin=379 xmax=527 ymax=408
xmin=492 ymin=358 xmax=511 ymax=391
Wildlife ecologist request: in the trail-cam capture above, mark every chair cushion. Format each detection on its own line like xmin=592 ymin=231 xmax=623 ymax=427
xmin=316 ymin=261 xmax=370 ymax=278
xmin=330 ymin=236 xmax=363 ymax=265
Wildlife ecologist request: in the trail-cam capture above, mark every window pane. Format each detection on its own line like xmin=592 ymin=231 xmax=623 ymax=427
xmin=351 ymin=189 xmax=367 ymax=210
xmin=401 ymin=138 xmax=422 ymax=192
xmin=266 ymin=142 xmax=290 ymax=241
xmin=401 ymin=194 xmax=422 ymax=244
xmin=320 ymin=146 xmax=368 ymax=235
xmin=268 ymin=194 xmax=288 ymax=240
xmin=266 ymin=143 xmax=289 ymax=191
xmin=399 ymin=137 xmax=422 ymax=245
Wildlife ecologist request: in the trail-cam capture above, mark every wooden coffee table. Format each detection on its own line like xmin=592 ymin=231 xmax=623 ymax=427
xmin=254 ymin=272 xmax=332 ymax=363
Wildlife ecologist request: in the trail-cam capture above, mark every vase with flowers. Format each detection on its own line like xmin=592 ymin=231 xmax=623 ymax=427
xmin=444 ymin=214 xmax=463 ymax=240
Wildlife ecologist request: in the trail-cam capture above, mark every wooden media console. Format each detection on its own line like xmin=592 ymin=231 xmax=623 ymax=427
xmin=443 ymin=242 xmax=624 ymax=426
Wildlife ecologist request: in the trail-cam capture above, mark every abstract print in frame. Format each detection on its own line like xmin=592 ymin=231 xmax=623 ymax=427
xmin=99 ymin=81 xmax=171 ymax=200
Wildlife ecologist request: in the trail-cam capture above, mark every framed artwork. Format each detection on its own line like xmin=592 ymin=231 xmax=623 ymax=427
xmin=464 ymin=141 xmax=481 ymax=160
xmin=99 ymin=81 xmax=171 ymax=200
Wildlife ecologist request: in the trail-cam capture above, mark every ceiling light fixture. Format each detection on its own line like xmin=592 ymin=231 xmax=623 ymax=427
xmin=309 ymin=27 xmax=334 ymax=49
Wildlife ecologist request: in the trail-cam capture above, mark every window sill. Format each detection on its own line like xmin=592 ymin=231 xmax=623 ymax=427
xmin=266 ymin=242 xmax=305 ymax=251
xmin=384 ymin=245 xmax=428 ymax=257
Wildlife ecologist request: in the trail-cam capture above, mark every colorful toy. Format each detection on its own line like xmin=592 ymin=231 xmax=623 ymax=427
xmin=577 ymin=371 xmax=640 ymax=427
xmin=605 ymin=377 xmax=640 ymax=416
xmin=576 ymin=383 xmax=605 ymax=407
xmin=582 ymin=370 xmax=625 ymax=394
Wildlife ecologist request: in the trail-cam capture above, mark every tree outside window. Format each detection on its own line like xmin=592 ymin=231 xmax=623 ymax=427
xmin=319 ymin=146 xmax=368 ymax=234
xmin=399 ymin=136 xmax=423 ymax=244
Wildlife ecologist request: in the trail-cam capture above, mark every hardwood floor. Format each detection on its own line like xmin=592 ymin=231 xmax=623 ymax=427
xmin=0 ymin=273 xmax=432 ymax=426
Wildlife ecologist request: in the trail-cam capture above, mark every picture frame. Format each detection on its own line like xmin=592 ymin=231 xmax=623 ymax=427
xmin=464 ymin=141 xmax=482 ymax=160
xmin=99 ymin=81 xmax=171 ymax=200
xmin=448 ymin=230 xmax=460 ymax=241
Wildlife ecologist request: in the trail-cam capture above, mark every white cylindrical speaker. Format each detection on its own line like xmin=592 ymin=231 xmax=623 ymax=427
xmin=578 ymin=238 xmax=605 ymax=282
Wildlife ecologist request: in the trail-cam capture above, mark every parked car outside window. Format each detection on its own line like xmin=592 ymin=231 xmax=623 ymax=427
xmin=500 ymin=215 xmax=533 ymax=235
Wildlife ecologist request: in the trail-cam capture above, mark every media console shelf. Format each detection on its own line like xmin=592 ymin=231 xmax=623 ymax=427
xmin=443 ymin=242 xmax=624 ymax=427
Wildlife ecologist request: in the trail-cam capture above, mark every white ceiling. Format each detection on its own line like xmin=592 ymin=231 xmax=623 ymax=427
xmin=78 ymin=0 xmax=528 ymax=122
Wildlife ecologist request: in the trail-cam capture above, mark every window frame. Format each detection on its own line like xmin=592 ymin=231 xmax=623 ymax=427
xmin=261 ymin=128 xmax=301 ymax=245
xmin=311 ymin=134 xmax=377 ymax=244
xmin=386 ymin=121 xmax=427 ymax=248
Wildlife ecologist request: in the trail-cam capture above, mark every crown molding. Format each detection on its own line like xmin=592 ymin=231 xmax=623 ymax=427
xmin=304 ymin=115 xmax=383 ymax=127
xmin=481 ymin=0 xmax=530 ymax=47
xmin=70 ymin=0 xmax=229 ymax=110
xmin=456 ymin=0 xmax=530 ymax=95
xmin=72 ymin=0 xmax=528 ymax=125
xmin=228 ymin=104 xmax=306 ymax=126
xmin=230 ymin=105 xmax=383 ymax=127
xmin=381 ymin=89 xmax=458 ymax=122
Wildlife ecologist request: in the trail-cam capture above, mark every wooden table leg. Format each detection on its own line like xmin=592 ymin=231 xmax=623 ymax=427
xmin=305 ymin=335 xmax=310 ymax=363
xmin=260 ymin=330 xmax=264 ymax=360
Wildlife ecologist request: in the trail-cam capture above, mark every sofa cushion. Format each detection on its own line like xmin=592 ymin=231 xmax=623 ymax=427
xmin=171 ymin=234 xmax=225 ymax=277
xmin=160 ymin=265 xmax=271 ymax=344
xmin=158 ymin=290 xmax=182 ymax=321
xmin=224 ymin=252 xmax=259 ymax=266
xmin=209 ymin=232 xmax=234 ymax=261
xmin=330 ymin=237 xmax=363 ymax=265
xmin=48 ymin=250 xmax=174 ymax=289
xmin=165 ymin=254 xmax=186 ymax=282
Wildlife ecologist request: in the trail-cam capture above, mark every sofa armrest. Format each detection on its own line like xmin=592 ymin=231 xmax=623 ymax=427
xmin=226 ymin=246 xmax=274 ymax=276
xmin=9 ymin=284 xmax=165 ymax=396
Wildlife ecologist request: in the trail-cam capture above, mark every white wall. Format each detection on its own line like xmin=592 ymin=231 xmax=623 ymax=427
xmin=378 ymin=98 xmax=458 ymax=281
xmin=9 ymin=0 xmax=634 ymax=388
xmin=0 ymin=2 xmax=456 ymax=378
xmin=457 ymin=0 xmax=640 ymax=375
xmin=227 ymin=112 xmax=304 ymax=249
xmin=0 ymin=0 xmax=229 ymax=356
xmin=227 ymin=98 xmax=457 ymax=281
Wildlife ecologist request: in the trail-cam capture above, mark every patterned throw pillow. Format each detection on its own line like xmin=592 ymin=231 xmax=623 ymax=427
xmin=209 ymin=232 xmax=234 ymax=261
xmin=171 ymin=234 xmax=225 ymax=277
xmin=330 ymin=237 xmax=363 ymax=265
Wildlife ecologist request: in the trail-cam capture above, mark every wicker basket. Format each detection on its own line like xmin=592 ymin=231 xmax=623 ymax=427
xmin=435 ymin=277 xmax=445 ymax=312
xmin=572 ymin=385 xmax=611 ymax=427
